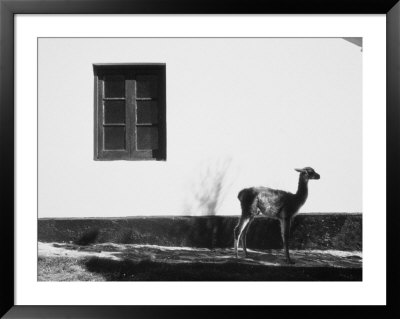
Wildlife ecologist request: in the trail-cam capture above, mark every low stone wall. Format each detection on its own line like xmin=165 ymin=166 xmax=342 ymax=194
xmin=38 ymin=214 xmax=361 ymax=251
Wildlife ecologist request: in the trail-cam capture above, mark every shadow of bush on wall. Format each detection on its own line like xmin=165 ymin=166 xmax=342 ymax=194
xmin=184 ymin=158 xmax=236 ymax=249
xmin=185 ymin=158 xmax=234 ymax=216
xmin=83 ymin=256 xmax=362 ymax=281
xmin=74 ymin=228 xmax=100 ymax=246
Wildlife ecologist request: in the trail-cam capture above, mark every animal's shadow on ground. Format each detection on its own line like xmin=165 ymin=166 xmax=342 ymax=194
xmin=83 ymin=256 xmax=362 ymax=281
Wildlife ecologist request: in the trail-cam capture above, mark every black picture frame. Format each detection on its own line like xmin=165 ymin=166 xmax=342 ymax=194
xmin=1 ymin=0 xmax=399 ymax=318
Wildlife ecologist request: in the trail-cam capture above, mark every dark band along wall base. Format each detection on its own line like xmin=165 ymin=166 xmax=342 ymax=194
xmin=93 ymin=64 xmax=166 ymax=161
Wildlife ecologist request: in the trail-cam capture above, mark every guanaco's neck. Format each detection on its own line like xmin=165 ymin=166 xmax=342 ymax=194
xmin=295 ymin=174 xmax=309 ymax=205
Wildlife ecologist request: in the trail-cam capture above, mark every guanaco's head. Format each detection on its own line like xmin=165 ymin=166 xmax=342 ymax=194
xmin=295 ymin=167 xmax=320 ymax=180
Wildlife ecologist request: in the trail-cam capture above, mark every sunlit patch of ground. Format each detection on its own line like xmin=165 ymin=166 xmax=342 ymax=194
xmin=38 ymin=242 xmax=362 ymax=281
xmin=38 ymin=256 xmax=104 ymax=281
xmin=39 ymin=242 xmax=121 ymax=260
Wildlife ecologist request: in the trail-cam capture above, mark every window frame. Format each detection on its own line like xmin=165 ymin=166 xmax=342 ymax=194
xmin=93 ymin=63 xmax=167 ymax=161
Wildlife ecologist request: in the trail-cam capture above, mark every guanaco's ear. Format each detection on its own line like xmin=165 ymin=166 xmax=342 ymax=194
xmin=295 ymin=168 xmax=305 ymax=173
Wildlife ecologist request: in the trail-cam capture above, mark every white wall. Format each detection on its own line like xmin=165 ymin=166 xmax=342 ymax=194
xmin=38 ymin=38 xmax=362 ymax=217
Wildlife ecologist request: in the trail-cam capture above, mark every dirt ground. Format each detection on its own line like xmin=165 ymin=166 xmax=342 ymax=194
xmin=38 ymin=242 xmax=362 ymax=281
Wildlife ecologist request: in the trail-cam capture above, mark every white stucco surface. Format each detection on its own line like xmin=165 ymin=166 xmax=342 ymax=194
xmin=38 ymin=38 xmax=362 ymax=217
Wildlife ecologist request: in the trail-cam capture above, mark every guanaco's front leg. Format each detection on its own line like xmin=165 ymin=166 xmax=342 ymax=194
xmin=280 ymin=218 xmax=295 ymax=264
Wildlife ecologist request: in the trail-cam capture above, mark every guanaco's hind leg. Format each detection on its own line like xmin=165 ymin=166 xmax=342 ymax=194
xmin=234 ymin=216 xmax=250 ymax=258
xmin=242 ymin=217 xmax=254 ymax=257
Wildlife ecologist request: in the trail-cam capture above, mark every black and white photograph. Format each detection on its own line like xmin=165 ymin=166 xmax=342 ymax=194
xmin=37 ymin=37 xmax=362 ymax=282
xmin=2 ymin=0 xmax=398 ymax=315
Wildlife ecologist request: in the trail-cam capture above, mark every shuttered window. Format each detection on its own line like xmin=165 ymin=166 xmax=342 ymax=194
xmin=93 ymin=64 xmax=166 ymax=160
